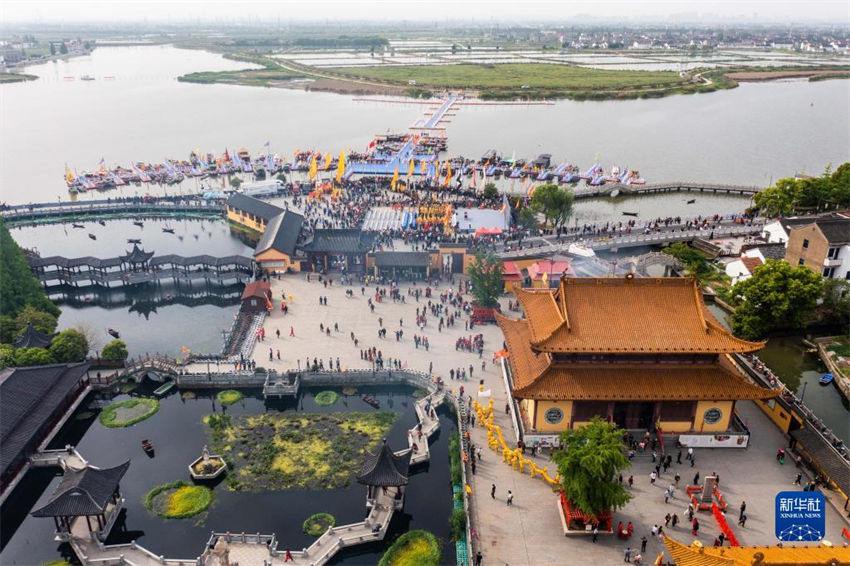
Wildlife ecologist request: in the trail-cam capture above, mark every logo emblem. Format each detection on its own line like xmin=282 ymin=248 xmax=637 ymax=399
xmin=775 ymin=492 xmax=825 ymax=542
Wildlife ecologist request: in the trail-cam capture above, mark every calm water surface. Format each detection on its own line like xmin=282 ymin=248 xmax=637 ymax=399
xmin=0 ymin=385 xmax=457 ymax=565
xmin=2 ymin=46 xmax=848 ymax=206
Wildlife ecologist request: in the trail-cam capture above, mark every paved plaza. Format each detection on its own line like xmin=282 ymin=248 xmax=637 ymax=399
xmin=251 ymin=273 xmax=849 ymax=565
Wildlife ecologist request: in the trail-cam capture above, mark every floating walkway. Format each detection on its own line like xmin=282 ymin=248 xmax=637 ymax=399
xmin=1 ymin=199 xmax=222 ymax=226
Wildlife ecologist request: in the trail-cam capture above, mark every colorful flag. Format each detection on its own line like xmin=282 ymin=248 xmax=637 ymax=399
xmin=421 ymin=160 xmax=428 ymax=174
xmin=309 ymin=154 xmax=318 ymax=182
xmin=407 ymin=159 xmax=415 ymax=178
xmin=391 ymin=166 xmax=399 ymax=191
xmin=472 ymin=167 xmax=477 ymax=188
xmin=336 ymin=151 xmax=346 ymax=183
xmin=442 ymin=162 xmax=452 ymax=187
xmin=264 ymin=141 xmax=270 ymax=147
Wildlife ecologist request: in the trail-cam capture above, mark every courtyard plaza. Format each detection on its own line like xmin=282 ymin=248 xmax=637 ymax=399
xmin=248 ymin=273 xmax=848 ymax=565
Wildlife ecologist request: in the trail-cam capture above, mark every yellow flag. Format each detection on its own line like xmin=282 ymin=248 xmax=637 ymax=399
xmin=443 ymin=162 xmax=452 ymax=187
xmin=309 ymin=154 xmax=318 ymax=182
xmin=542 ymin=270 xmax=549 ymax=286
xmin=391 ymin=166 xmax=399 ymax=191
xmin=407 ymin=159 xmax=415 ymax=178
xmin=421 ymin=160 xmax=428 ymax=174
xmin=324 ymin=151 xmax=332 ymax=170
xmin=336 ymin=151 xmax=346 ymax=183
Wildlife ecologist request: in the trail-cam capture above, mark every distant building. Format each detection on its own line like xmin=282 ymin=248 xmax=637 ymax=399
xmin=252 ymin=210 xmax=304 ymax=274
xmin=301 ymin=229 xmax=376 ymax=273
xmin=784 ymin=216 xmax=850 ymax=279
xmin=240 ymin=280 xmax=271 ymax=313
xmin=225 ymin=194 xmax=283 ymax=234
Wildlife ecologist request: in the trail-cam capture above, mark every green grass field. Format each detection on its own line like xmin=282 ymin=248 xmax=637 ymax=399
xmin=330 ymin=63 xmax=686 ymax=90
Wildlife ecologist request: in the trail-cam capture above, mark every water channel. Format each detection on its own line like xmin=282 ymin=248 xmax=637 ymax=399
xmin=0 ymin=384 xmax=457 ymax=565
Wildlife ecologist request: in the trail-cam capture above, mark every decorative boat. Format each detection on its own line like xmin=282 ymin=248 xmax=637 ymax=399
xmin=819 ymin=373 xmax=834 ymax=385
xmin=98 ymin=220 xmax=106 ymax=226
xmin=622 ymin=212 xmax=639 ymax=217
xmin=162 ymin=226 xmax=175 ymax=234
xmin=189 ymin=446 xmax=227 ymax=480
xmin=687 ymin=199 xmax=696 ymax=204
xmin=108 ymin=328 xmax=120 ymax=338
xmin=127 ymin=238 xmax=141 ymax=244
xmin=133 ymin=221 xmax=144 ymax=227
xmin=72 ymin=223 xmax=85 ymax=229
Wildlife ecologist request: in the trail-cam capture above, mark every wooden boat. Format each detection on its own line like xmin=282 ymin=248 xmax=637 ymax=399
xmin=98 ymin=220 xmax=106 ymax=226
xmin=162 ymin=226 xmax=175 ymax=234
xmin=361 ymin=394 xmax=381 ymax=408
xmin=819 ymin=373 xmax=834 ymax=385
xmin=686 ymin=199 xmax=696 ymax=204
xmin=133 ymin=221 xmax=144 ymax=227
xmin=107 ymin=328 xmax=120 ymax=338
xmin=141 ymin=439 xmax=154 ymax=453
xmin=88 ymin=233 xmax=97 ymax=240
xmin=622 ymin=212 xmax=639 ymax=217
xmin=127 ymin=238 xmax=141 ymax=244
xmin=72 ymin=223 xmax=85 ymax=229
xmin=153 ymin=381 xmax=175 ymax=396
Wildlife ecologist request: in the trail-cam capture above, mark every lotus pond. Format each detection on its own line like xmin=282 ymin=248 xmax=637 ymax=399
xmin=0 ymin=384 xmax=457 ymax=565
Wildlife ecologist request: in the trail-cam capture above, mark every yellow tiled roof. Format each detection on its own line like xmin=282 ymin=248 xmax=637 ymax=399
xmin=512 ymin=364 xmax=775 ymax=401
xmin=526 ymin=276 xmax=764 ymax=354
xmin=663 ymin=535 xmax=850 ymax=566
xmin=495 ymin=313 xmax=551 ymax=390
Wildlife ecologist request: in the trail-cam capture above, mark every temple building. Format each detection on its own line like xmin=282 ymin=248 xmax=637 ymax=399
xmin=497 ymin=275 xmax=775 ymax=437
xmin=662 ymin=535 xmax=849 ymax=566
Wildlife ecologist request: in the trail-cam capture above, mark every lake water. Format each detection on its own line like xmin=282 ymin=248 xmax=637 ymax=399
xmin=0 ymin=384 xmax=457 ymax=565
xmin=1 ymin=45 xmax=848 ymax=207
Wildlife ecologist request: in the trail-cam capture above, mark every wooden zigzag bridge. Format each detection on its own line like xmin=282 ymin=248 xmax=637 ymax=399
xmin=31 ymin=374 xmax=454 ymax=566
xmin=0 ymin=198 xmax=223 ymax=226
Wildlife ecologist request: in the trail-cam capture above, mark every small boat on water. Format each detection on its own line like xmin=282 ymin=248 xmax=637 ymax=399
xmin=127 ymin=238 xmax=141 ymax=244
xmin=80 ymin=75 xmax=95 ymax=81
xmin=107 ymin=328 xmax=120 ymax=338
xmin=133 ymin=221 xmax=144 ymax=227
xmin=98 ymin=220 xmax=106 ymax=226
xmin=162 ymin=226 xmax=175 ymax=234
xmin=362 ymin=394 xmax=381 ymax=408
xmin=686 ymin=199 xmax=696 ymax=204
xmin=88 ymin=233 xmax=96 ymax=240
xmin=622 ymin=211 xmax=639 ymax=217
xmin=72 ymin=223 xmax=84 ymax=229
xmin=153 ymin=381 xmax=175 ymax=396
xmin=141 ymin=439 xmax=155 ymax=455
xmin=819 ymin=373 xmax=834 ymax=385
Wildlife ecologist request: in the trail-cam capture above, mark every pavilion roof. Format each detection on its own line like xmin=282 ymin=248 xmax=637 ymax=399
xmin=13 ymin=324 xmax=57 ymax=349
xmin=662 ymin=535 xmax=848 ymax=566
xmin=120 ymin=244 xmax=154 ymax=264
xmin=356 ymin=440 xmax=410 ymax=487
xmin=31 ymin=461 xmax=130 ymax=517
xmin=522 ymin=276 xmax=764 ymax=354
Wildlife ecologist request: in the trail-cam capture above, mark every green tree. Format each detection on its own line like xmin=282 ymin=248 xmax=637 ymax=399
xmin=729 ymin=260 xmax=823 ymax=339
xmin=49 ymin=328 xmax=89 ymax=362
xmin=0 ymin=221 xmax=61 ymax=320
xmin=0 ymin=344 xmax=15 ymax=368
xmin=662 ymin=242 xmax=710 ymax=277
xmin=59 ymin=42 xmax=68 ymax=55
xmin=530 ymin=183 xmax=574 ymax=228
xmin=753 ymin=163 xmax=850 ymax=216
xmin=467 ymin=250 xmax=503 ymax=308
xmin=0 ymin=315 xmax=16 ymax=344
xmin=551 ymin=417 xmax=631 ymax=519
xmin=14 ymin=347 xmax=55 ymax=366
xmin=482 ymin=182 xmax=499 ymax=200
xmin=229 ymin=176 xmax=242 ymax=188
xmin=518 ymin=207 xmax=539 ymax=231
xmin=15 ymin=305 xmax=58 ymax=335
xmin=817 ymin=279 xmax=850 ymax=327
xmin=102 ymin=339 xmax=129 ymax=361
xmin=49 ymin=42 xmax=56 ymax=56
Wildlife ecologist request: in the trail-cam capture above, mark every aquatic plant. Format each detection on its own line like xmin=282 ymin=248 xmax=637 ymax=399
xmin=448 ymin=432 xmax=462 ymax=485
xmin=207 ymin=412 xmax=395 ymax=490
xmin=342 ymin=387 xmax=357 ymax=396
xmin=216 ymin=389 xmax=243 ymax=405
xmin=144 ymin=481 xmax=213 ymax=519
xmin=302 ymin=512 xmax=335 ymax=536
xmin=314 ymin=390 xmax=340 ymax=406
xmin=450 ymin=508 xmax=467 ymax=542
xmin=99 ymin=398 xmax=159 ymax=428
xmin=378 ymin=530 xmax=441 ymax=566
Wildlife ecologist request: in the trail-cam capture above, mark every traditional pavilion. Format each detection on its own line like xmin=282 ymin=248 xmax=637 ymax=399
xmin=356 ymin=439 xmax=410 ymax=512
xmin=497 ymin=275 xmax=775 ymax=436
xmin=31 ymin=461 xmax=130 ymax=542
xmin=13 ymin=323 xmax=57 ymax=349
xmin=662 ymin=535 xmax=850 ymax=565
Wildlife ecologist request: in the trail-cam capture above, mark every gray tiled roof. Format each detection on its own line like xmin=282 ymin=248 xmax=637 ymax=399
xmin=356 ymin=440 xmax=410 ymax=486
xmin=302 ymin=230 xmax=376 ymax=254
xmin=255 ymin=211 xmax=304 ymax=259
xmin=226 ymin=194 xmax=283 ymax=223
xmin=31 ymin=461 xmax=130 ymax=517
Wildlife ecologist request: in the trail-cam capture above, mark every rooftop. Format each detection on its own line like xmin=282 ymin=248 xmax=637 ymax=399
xmin=373 ymin=251 xmax=431 ymax=268
xmin=254 ymin=210 xmax=304 ymax=259
xmin=31 ymin=461 xmax=130 ymax=517
xmin=13 ymin=324 xmax=56 ymax=349
xmin=301 ymin=229 xmax=376 ymax=254
xmin=356 ymin=440 xmax=411 ymax=487
xmin=663 ymin=535 xmax=848 ymax=566
xmin=226 ymin=194 xmax=284 ymax=224
xmin=242 ymin=280 xmax=271 ymax=301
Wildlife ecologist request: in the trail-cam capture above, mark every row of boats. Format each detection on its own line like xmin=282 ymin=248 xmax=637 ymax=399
xmin=64 ymin=144 xmax=645 ymax=193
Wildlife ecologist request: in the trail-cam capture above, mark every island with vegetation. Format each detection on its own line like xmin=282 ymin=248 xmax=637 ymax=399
xmin=144 ymin=481 xmax=214 ymax=519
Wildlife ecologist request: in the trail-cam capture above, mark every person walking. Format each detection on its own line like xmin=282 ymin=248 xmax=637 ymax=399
xmin=640 ymin=535 xmax=648 ymax=553
xmin=490 ymin=484 xmax=496 ymax=499
xmin=738 ymin=513 xmax=747 ymax=527
xmin=693 ymin=472 xmax=700 ymax=486
xmin=592 ymin=526 xmax=598 ymax=543
xmin=628 ymin=475 xmax=634 ymax=489
xmin=691 ymin=518 xmax=699 ymax=536
xmin=650 ymin=471 xmax=657 ymax=485
xmin=739 ymin=501 xmax=746 ymax=519
xmin=671 ymin=513 xmax=679 ymax=528
xmin=624 ymin=547 xmax=632 ymax=563
xmin=677 ymin=450 xmax=682 ymax=465
xmin=474 ymin=551 xmax=483 ymax=566
xmin=794 ymin=473 xmax=802 ymax=485
xmin=506 ymin=490 xmax=514 ymax=506
xmin=674 ymin=472 xmax=681 ymax=487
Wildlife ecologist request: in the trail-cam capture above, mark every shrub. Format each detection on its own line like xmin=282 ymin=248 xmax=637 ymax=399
xmin=216 ymin=389 xmax=243 ymax=405
xmin=449 ymin=432 xmax=462 ymax=485
xmin=302 ymin=512 xmax=335 ymax=536
xmin=450 ymin=508 xmax=467 ymax=541
xmin=378 ymin=530 xmax=441 ymax=566
xmin=102 ymin=339 xmax=129 ymax=361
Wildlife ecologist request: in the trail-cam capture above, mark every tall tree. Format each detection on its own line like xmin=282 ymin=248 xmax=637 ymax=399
xmin=49 ymin=329 xmax=89 ymax=362
xmin=0 ymin=221 xmax=60 ymax=321
xmin=530 ymin=183 xmax=574 ymax=228
xmin=552 ymin=417 xmax=631 ymax=519
xmin=729 ymin=260 xmax=823 ymax=340
xmin=467 ymin=250 xmax=503 ymax=308
xmin=102 ymin=339 xmax=129 ymax=361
